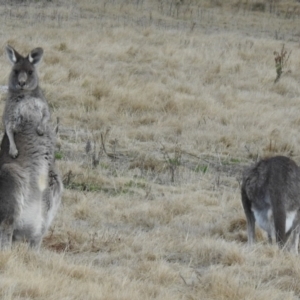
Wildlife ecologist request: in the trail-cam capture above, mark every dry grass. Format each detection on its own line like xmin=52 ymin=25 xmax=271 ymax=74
xmin=0 ymin=0 xmax=300 ymax=299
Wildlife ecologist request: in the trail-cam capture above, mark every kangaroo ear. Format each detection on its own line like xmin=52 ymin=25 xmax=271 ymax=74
xmin=28 ymin=47 xmax=43 ymax=65
xmin=5 ymin=45 xmax=21 ymax=64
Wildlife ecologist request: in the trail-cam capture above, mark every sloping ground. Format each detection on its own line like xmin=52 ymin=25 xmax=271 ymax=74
xmin=0 ymin=0 xmax=300 ymax=299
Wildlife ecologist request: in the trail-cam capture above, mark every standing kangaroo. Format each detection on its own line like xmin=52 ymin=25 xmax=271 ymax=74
xmin=4 ymin=45 xmax=50 ymax=158
xmin=0 ymin=45 xmax=63 ymax=250
xmin=241 ymin=156 xmax=300 ymax=253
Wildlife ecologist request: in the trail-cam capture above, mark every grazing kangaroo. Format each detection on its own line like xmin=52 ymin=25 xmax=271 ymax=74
xmin=0 ymin=45 xmax=63 ymax=250
xmin=241 ymin=156 xmax=300 ymax=253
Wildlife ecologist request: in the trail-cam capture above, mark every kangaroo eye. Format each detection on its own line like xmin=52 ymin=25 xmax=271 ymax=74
xmin=28 ymin=70 xmax=33 ymax=75
xmin=14 ymin=70 xmax=18 ymax=75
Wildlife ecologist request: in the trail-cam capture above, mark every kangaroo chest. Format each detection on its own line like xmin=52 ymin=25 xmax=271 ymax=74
xmin=15 ymin=97 xmax=45 ymax=123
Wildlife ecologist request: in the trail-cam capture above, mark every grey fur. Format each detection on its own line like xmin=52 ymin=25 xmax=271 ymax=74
xmin=0 ymin=45 xmax=63 ymax=250
xmin=241 ymin=156 xmax=300 ymax=253
xmin=4 ymin=45 xmax=49 ymax=158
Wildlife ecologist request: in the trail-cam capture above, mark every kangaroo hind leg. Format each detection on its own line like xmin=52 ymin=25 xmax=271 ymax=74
xmin=0 ymin=217 xmax=14 ymax=250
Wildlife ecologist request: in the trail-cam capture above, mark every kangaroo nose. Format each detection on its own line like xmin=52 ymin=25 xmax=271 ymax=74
xmin=19 ymin=81 xmax=26 ymax=87
xmin=18 ymin=72 xmax=27 ymax=88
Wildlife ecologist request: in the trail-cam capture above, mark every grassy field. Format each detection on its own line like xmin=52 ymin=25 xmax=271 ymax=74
xmin=1 ymin=0 xmax=300 ymax=299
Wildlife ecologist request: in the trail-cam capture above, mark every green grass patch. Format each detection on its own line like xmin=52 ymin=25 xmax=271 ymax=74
xmin=124 ymin=180 xmax=146 ymax=189
xmin=167 ymin=157 xmax=181 ymax=166
xmin=194 ymin=165 xmax=208 ymax=174
xmin=64 ymin=180 xmax=134 ymax=196
xmin=222 ymin=158 xmax=242 ymax=165
xmin=229 ymin=158 xmax=241 ymax=164
xmin=55 ymin=151 xmax=63 ymax=160
xmin=100 ymin=163 xmax=109 ymax=169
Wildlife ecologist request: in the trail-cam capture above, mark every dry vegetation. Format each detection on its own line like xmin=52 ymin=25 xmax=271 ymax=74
xmin=1 ymin=0 xmax=300 ymax=299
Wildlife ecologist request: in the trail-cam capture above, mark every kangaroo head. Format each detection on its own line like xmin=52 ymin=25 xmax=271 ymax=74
xmin=6 ymin=45 xmax=43 ymax=92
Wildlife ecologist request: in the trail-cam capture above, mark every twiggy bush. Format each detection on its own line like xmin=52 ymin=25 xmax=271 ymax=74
xmin=274 ymin=44 xmax=291 ymax=83
xmin=160 ymin=143 xmax=182 ymax=183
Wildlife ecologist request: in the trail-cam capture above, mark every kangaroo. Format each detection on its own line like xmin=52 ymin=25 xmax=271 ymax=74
xmin=4 ymin=45 xmax=50 ymax=158
xmin=0 ymin=45 xmax=63 ymax=250
xmin=241 ymin=156 xmax=300 ymax=253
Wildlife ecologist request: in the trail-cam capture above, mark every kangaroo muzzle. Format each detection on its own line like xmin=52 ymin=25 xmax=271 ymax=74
xmin=18 ymin=72 xmax=27 ymax=88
